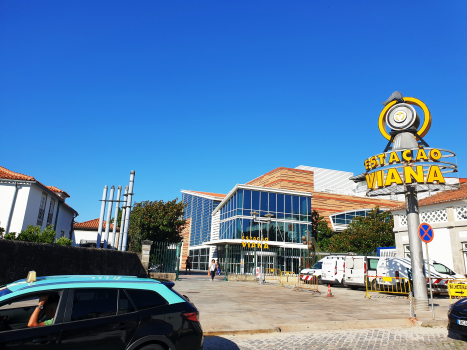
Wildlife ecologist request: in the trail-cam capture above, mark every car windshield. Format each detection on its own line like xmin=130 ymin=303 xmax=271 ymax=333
xmin=312 ymin=262 xmax=323 ymax=269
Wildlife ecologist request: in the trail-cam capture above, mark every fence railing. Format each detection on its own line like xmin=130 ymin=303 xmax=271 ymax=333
xmin=149 ymin=241 xmax=180 ymax=274
xmin=295 ymin=274 xmax=321 ymax=295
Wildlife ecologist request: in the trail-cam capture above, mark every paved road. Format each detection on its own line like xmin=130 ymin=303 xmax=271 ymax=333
xmin=204 ymin=327 xmax=467 ymax=349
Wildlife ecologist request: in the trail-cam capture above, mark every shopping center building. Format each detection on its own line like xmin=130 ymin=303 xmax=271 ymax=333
xmin=180 ymin=166 xmax=403 ymax=272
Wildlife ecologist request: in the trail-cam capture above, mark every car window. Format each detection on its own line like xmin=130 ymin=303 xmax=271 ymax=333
xmin=433 ymin=263 xmax=452 ymax=274
xmin=312 ymin=262 xmax=322 ymax=269
xmin=368 ymin=259 xmax=379 ymax=270
xmin=125 ymin=289 xmax=167 ymax=310
xmin=0 ymin=292 xmax=61 ymax=331
xmin=71 ymin=289 xmax=117 ymax=321
xmin=118 ymin=290 xmax=135 ymax=315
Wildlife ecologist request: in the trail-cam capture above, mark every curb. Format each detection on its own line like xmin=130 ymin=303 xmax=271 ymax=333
xmin=204 ymin=327 xmax=281 ymax=337
xmin=204 ymin=318 xmax=420 ymax=336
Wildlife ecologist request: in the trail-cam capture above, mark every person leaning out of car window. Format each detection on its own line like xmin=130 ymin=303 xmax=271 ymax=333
xmin=28 ymin=295 xmax=59 ymax=327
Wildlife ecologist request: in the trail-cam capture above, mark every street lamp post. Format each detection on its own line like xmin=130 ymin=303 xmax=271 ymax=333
xmin=251 ymin=211 xmax=274 ymax=285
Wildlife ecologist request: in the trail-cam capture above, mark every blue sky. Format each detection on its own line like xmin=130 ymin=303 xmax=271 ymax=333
xmin=1 ymin=1 xmax=466 ymax=222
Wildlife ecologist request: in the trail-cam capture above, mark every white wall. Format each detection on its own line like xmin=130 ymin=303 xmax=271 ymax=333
xmin=421 ymin=228 xmax=454 ymax=271
xmin=72 ymin=229 xmax=98 ymax=246
xmin=0 ymin=183 xmax=31 ymax=233
xmin=55 ymin=204 xmax=74 ymax=240
xmin=23 ymin=185 xmax=45 ymax=231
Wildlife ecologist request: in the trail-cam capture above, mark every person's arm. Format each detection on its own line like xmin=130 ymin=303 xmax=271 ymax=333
xmin=28 ymin=296 xmax=48 ymax=327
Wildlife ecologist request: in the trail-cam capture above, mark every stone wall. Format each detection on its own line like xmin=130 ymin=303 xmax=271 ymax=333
xmin=0 ymin=239 xmax=147 ymax=285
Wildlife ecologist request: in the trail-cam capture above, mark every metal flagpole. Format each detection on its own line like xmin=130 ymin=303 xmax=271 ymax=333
xmin=103 ymin=185 xmax=115 ymax=249
xmin=117 ymin=186 xmax=128 ymax=251
xmin=109 ymin=185 xmax=121 ymax=249
xmin=122 ymin=171 xmax=135 ymax=251
xmin=425 ymin=242 xmax=435 ymax=319
xmin=96 ymin=185 xmax=108 ymax=248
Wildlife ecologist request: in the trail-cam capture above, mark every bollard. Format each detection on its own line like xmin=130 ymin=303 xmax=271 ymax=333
xmin=175 ymin=242 xmax=181 ymax=281
xmin=224 ymin=244 xmax=229 ymax=281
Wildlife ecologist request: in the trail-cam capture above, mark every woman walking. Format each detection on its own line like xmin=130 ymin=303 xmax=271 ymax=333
xmin=210 ymin=259 xmax=217 ymax=281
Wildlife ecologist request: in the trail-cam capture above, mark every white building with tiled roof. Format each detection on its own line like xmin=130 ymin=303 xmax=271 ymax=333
xmin=392 ymin=182 xmax=467 ymax=275
xmin=72 ymin=218 xmax=118 ymax=247
xmin=0 ymin=165 xmax=78 ymax=240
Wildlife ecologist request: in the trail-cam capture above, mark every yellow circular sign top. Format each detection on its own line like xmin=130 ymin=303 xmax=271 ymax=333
xmin=378 ymin=97 xmax=432 ymax=141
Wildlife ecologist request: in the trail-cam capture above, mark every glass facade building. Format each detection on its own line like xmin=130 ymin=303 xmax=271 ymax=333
xmin=329 ymin=208 xmax=384 ymax=231
xmin=218 ymin=188 xmax=313 ymax=243
xmin=182 ymin=192 xmax=221 ymax=247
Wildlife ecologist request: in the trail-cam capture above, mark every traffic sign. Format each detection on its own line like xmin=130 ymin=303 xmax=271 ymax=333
xmin=418 ymin=223 xmax=434 ymax=243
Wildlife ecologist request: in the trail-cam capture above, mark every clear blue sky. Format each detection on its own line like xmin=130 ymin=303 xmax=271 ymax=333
xmin=1 ymin=1 xmax=466 ymax=222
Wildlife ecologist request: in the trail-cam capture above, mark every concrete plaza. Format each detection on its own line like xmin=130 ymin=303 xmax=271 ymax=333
xmin=173 ymin=275 xmax=452 ymax=335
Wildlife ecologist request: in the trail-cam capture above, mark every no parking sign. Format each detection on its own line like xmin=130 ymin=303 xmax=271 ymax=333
xmin=418 ymin=223 xmax=434 ymax=243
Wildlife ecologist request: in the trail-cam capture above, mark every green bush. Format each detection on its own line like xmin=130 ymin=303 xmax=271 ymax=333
xmin=16 ymin=225 xmax=41 ymax=242
xmin=4 ymin=232 xmax=16 ymax=240
xmin=55 ymin=237 xmax=73 ymax=246
xmin=0 ymin=226 xmax=4 ymax=238
xmin=39 ymin=226 xmax=56 ymax=244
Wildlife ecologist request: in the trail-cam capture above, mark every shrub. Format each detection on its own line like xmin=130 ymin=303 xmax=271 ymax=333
xmin=55 ymin=237 xmax=73 ymax=246
xmin=4 ymin=232 xmax=16 ymax=240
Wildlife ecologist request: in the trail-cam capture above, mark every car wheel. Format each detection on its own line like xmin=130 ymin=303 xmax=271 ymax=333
xmin=138 ymin=343 xmax=166 ymax=350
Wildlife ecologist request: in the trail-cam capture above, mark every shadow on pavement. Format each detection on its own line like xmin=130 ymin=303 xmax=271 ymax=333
xmin=204 ymin=336 xmax=240 ymax=350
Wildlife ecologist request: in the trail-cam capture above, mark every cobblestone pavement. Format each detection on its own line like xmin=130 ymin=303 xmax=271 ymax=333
xmin=204 ymin=327 xmax=467 ymax=349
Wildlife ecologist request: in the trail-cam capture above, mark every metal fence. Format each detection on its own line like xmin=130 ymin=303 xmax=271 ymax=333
xmin=149 ymin=241 xmax=180 ymax=273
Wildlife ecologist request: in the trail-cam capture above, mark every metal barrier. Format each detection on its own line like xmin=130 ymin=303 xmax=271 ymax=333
xmin=295 ymin=274 xmax=321 ymax=295
xmin=448 ymin=279 xmax=467 ymax=303
xmin=264 ymin=268 xmax=281 ymax=283
xmin=278 ymin=271 xmax=298 ymax=288
xmin=364 ymin=276 xmax=412 ymax=299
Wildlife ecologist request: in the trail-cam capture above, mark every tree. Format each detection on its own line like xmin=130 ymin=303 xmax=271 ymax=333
xmin=327 ymin=206 xmax=394 ymax=254
xmin=128 ymin=199 xmax=186 ymax=253
xmin=55 ymin=237 xmax=73 ymax=246
xmin=0 ymin=227 xmax=4 ymax=239
xmin=311 ymin=210 xmax=334 ymax=251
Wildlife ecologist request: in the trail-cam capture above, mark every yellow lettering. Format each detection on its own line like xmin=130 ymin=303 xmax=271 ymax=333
xmin=377 ymin=154 xmax=386 ymax=166
xmin=257 ymin=242 xmax=262 ymax=248
xmin=264 ymin=238 xmax=268 ymax=241
xmin=429 ymin=149 xmax=442 ymax=161
xmin=404 ymin=166 xmax=424 ymax=184
xmin=402 ymin=150 xmax=413 ymax=162
xmin=364 ymin=159 xmax=369 ymax=171
xmin=264 ymin=243 xmax=269 ymax=249
xmin=242 ymin=241 xmax=247 ymax=248
xmin=374 ymin=170 xmax=384 ymax=188
xmin=388 ymin=152 xmax=401 ymax=164
xmin=370 ymin=156 xmax=379 ymax=169
xmin=366 ymin=173 xmax=376 ymax=189
xmin=415 ymin=149 xmax=428 ymax=161
xmin=426 ymin=165 xmax=445 ymax=184
xmin=384 ymin=168 xmax=403 ymax=186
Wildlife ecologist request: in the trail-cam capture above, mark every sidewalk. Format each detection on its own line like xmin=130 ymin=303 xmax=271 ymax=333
xmin=172 ymin=278 xmax=452 ymax=335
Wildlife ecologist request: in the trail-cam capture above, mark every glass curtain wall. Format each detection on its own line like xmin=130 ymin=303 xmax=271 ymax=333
xmin=219 ymin=189 xmax=312 ymax=243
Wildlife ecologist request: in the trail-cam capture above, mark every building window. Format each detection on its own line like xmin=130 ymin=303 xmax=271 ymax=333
xmin=455 ymin=206 xmax=467 ymax=221
xmin=60 ymin=231 xmax=65 ymax=238
xmin=403 ymin=244 xmax=410 ymax=258
xmin=189 ymin=248 xmax=210 ymax=271
xmin=37 ymin=192 xmax=48 ymax=226
xmin=46 ymin=198 xmax=55 ymax=227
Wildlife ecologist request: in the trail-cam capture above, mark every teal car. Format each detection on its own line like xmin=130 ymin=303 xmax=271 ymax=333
xmin=0 ymin=274 xmax=203 ymax=350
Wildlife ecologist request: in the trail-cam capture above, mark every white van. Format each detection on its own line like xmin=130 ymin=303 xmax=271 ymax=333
xmin=300 ymin=258 xmax=325 ymax=284
xmin=321 ymin=255 xmax=347 ymax=285
xmin=376 ymin=257 xmax=463 ymax=293
xmin=343 ymin=256 xmax=379 ymax=289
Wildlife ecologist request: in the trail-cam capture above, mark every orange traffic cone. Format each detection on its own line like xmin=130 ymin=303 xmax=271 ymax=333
xmin=326 ymin=284 xmax=334 ymax=297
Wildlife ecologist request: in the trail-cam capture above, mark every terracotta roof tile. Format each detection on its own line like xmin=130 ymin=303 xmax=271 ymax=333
xmin=73 ymin=218 xmax=117 ymax=230
xmin=189 ymin=190 xmax=226 ymax=199
xmin=46 ymin=186 xmax=70 ymax=198
xmin=0 ymin=165 xmax=35 ymax=181
xmin=392 ymin=182 xmax=467 ymax=211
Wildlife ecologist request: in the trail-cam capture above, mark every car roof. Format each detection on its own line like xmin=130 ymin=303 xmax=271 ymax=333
xmin=6 ymin=275 xmax=160 ymax=294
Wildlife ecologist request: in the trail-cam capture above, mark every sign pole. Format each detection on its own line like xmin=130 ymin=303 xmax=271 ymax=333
xmin=425 ymin=242 xmax=435 ymax=320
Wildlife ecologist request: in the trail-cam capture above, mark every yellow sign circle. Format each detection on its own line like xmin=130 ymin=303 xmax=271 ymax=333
xmin=378 ymin=97 xmax=432 ymax=141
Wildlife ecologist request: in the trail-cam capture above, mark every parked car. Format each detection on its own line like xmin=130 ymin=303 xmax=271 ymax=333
xmin=0 ymin=274 xmax=203 ymax=349
xmin=321 ymin=255 xmax=347 ymax=286
xmin=448 ymin=297 xmax=467 ymax=339
xmin=300 ymin=259 xmax=325 ymax=284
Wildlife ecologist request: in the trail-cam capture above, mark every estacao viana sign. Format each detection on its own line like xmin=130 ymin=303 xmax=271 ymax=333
xmin=353 ymin=93 xmax=459 ymax=196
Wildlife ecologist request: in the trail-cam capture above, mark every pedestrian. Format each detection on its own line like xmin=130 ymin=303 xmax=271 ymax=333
xmin=185 ymin=257 xmax=192 ymax=275
xmin=210 ymin=259 xmax=217 ymax=281
xmin=216 ymin=260 xmax=221 ymax=276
